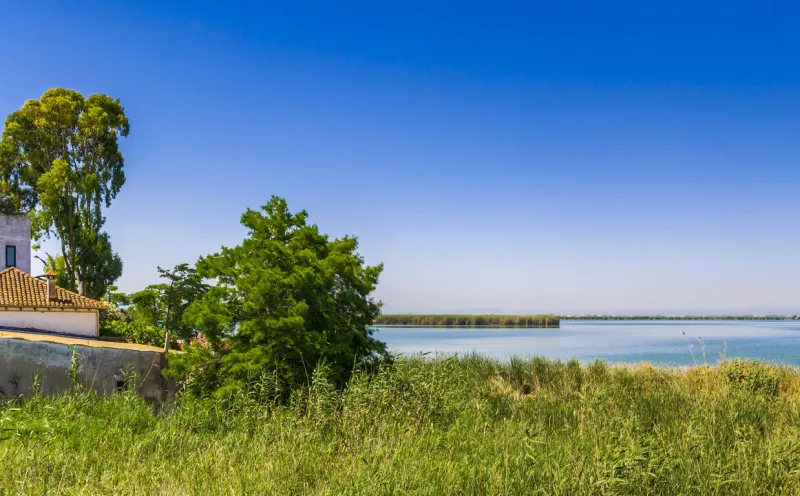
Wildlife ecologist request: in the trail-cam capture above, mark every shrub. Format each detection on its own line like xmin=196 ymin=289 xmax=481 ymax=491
xmin=98 ymin=304 xmax=126 ymax=329
xmin=101 ymin=320 xmax=165 ymax=347
xmin=165 ymin=196 xmax=386 ymax=399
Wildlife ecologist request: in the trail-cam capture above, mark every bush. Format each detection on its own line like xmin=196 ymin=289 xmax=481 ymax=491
xmin=165 ymin=197 xmax=386 ymax=399
xmin=98 ymin=304 xmax=126 ymax=329
xmin=101 ymin=320 xmax=165 ymax=347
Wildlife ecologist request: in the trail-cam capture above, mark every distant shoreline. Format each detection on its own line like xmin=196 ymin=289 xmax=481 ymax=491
xmin=373 ymin=314 xmax=797 ymax=328
xmin=373 ymin=314 xmax=560 ymax=328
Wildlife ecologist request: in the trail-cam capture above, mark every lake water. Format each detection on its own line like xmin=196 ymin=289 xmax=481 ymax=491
xmin=374 ymin=320 xmax=800 ymax=366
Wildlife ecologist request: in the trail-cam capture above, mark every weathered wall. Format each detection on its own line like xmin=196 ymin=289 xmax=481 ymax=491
xmin=0 ymin=215 xmax=31 ymax=274
xmin=0 ymin=311 xmax=98 ymax=336
xmin=0 ymin=337 xmax=175 ymax=408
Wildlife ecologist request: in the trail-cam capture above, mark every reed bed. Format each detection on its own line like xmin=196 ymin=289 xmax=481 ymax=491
xmin=374 ymin=314 xmax=560 ymax=327
xmin=2 ymin=355 xmax=799 ymax=494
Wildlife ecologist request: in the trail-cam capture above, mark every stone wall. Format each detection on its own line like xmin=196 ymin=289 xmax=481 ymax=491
xmin=0 ymin=335 xmax=175 ymax=408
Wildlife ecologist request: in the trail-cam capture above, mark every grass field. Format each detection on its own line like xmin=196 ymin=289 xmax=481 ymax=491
xmin=374 ymin=314 xmax=560 ymax=327
xmin=2 ymin=355 xmax=799 ymax=495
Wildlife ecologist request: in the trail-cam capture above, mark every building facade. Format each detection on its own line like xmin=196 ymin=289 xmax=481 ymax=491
xmin=0 ymin=268 xmax=103 ymax=336
xmin=0 ymin=215 xmax=31 ymax=274
xmin=0 ymin=214 xmax=102 ymax=337
xmin=0 ymin=217 xmax=174 ymax=406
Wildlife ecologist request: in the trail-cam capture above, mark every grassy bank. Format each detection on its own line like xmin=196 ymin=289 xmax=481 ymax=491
xmin=2 ymin=356 xmax=800 ymax=494
xmin=374 ymin=314 xmax=560 ymax=327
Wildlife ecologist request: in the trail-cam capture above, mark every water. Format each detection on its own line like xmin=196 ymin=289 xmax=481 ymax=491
xmin=374 ymin=320 xmax=800 ymax=366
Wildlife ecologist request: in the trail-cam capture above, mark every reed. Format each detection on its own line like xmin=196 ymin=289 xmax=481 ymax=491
xmin=2 ymin=355 xmax=798 ymax=494
xmin=374 ymin=314 xmax=560 ymax=327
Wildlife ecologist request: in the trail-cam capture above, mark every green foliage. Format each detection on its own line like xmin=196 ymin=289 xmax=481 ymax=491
xmin=0 ymin=138 xmax=36 ymax=214
xmin=101 ymin=320 xmax=165 ymax=347
xmin=375 ymin=314 xmax=560 ymax=327
xmin=98 ymin=304 xmax=126 ymax=330
xmin=41 ymin=253 xmax=74 ymax=291
xmin=127 ymin=264 xmax=207 ymax=340
xmin=66 ymin=346 xmax=82 ymax=389
xmin=97 ymin=285 xmax=130 ymax=329
xmin=171 ymin=332 xmax=227 ymax=395
xmin=166 ymin=196 xmax=386 ymax=398
xmin=73 ymin=230 xmax=123 ymax=299
xmin=721 ymin=359 xmax=784 ymax=396
xmin=0 ymin=88 xmax=129 ymax=298
xmin=101 ymin=285 xmax=132 ymax=309
xmin=42 ymin=246 xmax=123 ymax=300
xmin=3 ymin=356 xmax=800 ymax=494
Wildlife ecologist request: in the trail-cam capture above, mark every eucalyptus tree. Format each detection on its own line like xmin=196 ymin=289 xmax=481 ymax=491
xmin=0 ymin=88 xmax=129 ymax=297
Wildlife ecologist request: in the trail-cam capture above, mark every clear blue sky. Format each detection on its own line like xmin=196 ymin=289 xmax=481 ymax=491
xmin=2 ymin=1 xmax=800 ymax=314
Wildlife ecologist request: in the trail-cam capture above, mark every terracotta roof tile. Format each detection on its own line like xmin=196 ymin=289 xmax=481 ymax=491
xmin=0 ymin=267 xmax=105 ymax=309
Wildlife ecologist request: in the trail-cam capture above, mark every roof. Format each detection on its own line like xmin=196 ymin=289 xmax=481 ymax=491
xmin=0 ymin=267 xmax=106 ymax=310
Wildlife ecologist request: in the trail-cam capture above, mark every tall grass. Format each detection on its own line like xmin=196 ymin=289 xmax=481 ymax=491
xmin=375 ymin=314 xmax=560 ymax=327
xmin=2 ymin=356 xmax=800 ymax=494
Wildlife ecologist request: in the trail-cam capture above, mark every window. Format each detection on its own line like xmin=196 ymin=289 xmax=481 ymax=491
xmin=5 ymin=246 xmax=15 ymax=268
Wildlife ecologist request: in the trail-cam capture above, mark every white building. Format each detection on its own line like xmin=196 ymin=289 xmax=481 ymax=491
xmin=0 ymin=215 xmax=31 ymax=274
xmin=0 ymin=215 xmax=103 ymax=337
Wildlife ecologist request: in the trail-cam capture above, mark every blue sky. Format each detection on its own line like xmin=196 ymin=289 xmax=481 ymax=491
xmin=2 ymin=1 xmax=800 ymax=314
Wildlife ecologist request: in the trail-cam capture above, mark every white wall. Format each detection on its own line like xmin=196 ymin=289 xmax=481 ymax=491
xmin=0 ymin=311 xmax=98 ymax=337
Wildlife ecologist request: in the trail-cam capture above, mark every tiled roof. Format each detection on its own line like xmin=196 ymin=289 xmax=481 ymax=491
xmin=0 ymin=267 xmax=105 ymax=310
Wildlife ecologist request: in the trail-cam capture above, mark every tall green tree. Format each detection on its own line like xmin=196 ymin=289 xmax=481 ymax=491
xmin=0 ymin=140 xmax=36 ymax=214
xmin=128 ymin=264 xmax=208 ymax=340
xmin=166 ymin=196 xmax=386 ymax=397
xmin=0 ymin=88 xmax=129 ymax=298
xmin=41 ymin=254 xmax=73 ymax=290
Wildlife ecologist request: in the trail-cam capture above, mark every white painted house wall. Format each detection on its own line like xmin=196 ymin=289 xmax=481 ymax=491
xmin=0 ymin=311 xmax=98 ymax=337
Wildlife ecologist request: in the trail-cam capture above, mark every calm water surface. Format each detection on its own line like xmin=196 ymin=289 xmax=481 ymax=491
xmin=374 ymin=320 xmax=800 ymax=366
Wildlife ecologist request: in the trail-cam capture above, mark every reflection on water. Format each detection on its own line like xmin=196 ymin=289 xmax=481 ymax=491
xmin=374 ymin=320 xmax=800 ymax=366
